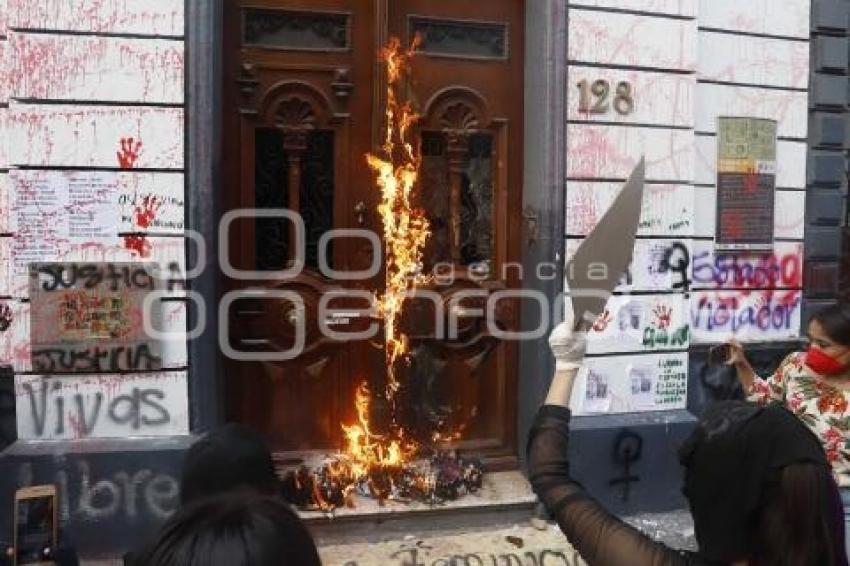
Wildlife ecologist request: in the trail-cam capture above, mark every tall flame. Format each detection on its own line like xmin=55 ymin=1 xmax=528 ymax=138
xmin=337 ymin=36 xmax=429 ymax=483
xmin=367 ymin=35 xmax=430 ymax=396
xmin=282 ymin=38 xmax=482 ymax=512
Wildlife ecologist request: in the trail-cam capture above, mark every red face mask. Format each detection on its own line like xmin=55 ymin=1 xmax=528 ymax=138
xmin=805 ymin=346 xmax=850 ymax=376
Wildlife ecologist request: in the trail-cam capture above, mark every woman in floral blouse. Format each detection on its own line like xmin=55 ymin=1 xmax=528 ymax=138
xmin=728 ymin=303 xmax=850 ymax=486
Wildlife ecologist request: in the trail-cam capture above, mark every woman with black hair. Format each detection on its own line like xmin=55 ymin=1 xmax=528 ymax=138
xmin=132 ymin=494 xmax=321 ymax=566
xmin=728 ymin=302 xmax=850 ymax=486
xmin=527 ymin=315 xmax=847 ymax=565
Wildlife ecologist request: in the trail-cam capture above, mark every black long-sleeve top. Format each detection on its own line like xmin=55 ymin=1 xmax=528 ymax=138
xmin=527 ymin=405 xmax=708 ymax=566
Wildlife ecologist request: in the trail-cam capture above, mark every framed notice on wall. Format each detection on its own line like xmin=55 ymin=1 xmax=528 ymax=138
xmin=28 ymin=263 xmax=164 ymax=374
xmin=715 ymin=117 xmax=777 ymax=251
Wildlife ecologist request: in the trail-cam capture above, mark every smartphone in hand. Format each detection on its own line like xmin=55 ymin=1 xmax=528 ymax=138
xmin=708 ymin=344 xmax=733 ymax=366
xmin=13 ymin=485 xmax=57 ymax=566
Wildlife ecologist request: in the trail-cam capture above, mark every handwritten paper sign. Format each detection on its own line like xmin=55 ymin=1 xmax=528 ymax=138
xmin=29 ymin=262 xmax=164 ymax=373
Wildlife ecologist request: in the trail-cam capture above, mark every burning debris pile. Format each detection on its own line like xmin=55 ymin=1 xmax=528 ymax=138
xmin=281 ymin=382 xmax=483 ymax=512
xmin=281 ymin=451 xmax=483 ymax=511
xmin=280 ymin=37 xmax=484 ymax=512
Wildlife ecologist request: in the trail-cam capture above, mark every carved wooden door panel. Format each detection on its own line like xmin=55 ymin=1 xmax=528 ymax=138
xmin=387 ymin=1 xmax=525 ymax=468
xmin=222 ymin=0 xmax=379 ymax=450
xmin=222 ymin=0 xmax=524 ymax=467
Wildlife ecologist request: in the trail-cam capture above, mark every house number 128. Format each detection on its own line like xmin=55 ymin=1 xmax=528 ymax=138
xmin=576 ymin=79 xmax=635 ymax=115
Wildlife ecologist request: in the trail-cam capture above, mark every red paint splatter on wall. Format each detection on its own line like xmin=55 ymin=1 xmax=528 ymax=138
xmin=652 ymin=304 xmax=672 ymax=330
xmin=123 ymin=235 xmax=152 ymax=258
xmin=123 ymin=195 xmax=160 ymax=257
xmin=134 ymin=195 xmax=160 ymax=229
xmin=117 ymin=137 xmax=143 ymax=168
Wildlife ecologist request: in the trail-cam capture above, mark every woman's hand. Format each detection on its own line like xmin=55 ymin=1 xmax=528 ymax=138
xmin=548 ymin=320 xmax=587 ymax=371
xmin=545 ymin=318 xmax=587 ymax=407
xmin=726 ymin=339 xmax=746 ymax=366
xmin=726 ymin=338 xmax=756 ymax=391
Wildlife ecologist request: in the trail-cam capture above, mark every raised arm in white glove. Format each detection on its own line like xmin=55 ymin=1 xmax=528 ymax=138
xmin=545 ymin=308 xmax=587 ymax=407
xmin=548 ymin=310 xmax=587 ymax=371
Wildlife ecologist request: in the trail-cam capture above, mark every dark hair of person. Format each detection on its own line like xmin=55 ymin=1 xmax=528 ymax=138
xmin=680 ymin=402 xmax=846 ymax=565
xmin=180 ymin=423 xmax=279 ymax=504
xmin=811 ymin=302 xmax=850 ymax=347
xmin=132 ymin=494 xmax=321 ymax=566
xmin=749 ymin=463 xmax=842 ymax=566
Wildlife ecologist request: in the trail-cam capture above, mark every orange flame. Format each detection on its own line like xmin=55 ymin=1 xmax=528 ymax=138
xmin=340 ymin=382 xmax=417 ymax=478
xmin=367 ymin=35 xmax=430 ymax=396
xmin=333 ymin=37 xmax=443 ymax=499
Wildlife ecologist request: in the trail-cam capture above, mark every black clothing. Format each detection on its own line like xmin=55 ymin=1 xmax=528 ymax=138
xmin=678 ymin=401 xmax=828 ymax=562
xmin=527 ymin=404 xmax=704 ymax=566
xmin=527 ymin=402 xmax=846 ymax=566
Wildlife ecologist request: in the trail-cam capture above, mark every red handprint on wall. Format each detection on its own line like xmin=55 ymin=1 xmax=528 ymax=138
xmin=117 ymin=137 xmax=143 ymax=169
xmin=134 ymin=195 xmax=160 ymax=229
xmin=123 ymin=196 xmax=161 ymax=258
xmin=652 ymin=304 xmax=672 ymax=330
xmin=123 ymin=235 xmax=152 ymax=258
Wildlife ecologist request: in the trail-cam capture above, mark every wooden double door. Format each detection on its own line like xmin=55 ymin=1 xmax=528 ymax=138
xmin=222 ymin=0 xmax=525 ymax=468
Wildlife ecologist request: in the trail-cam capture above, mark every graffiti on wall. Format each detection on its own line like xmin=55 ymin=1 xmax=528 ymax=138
xmin=15 ymin=372 xmax=188 ymax=440
xmin=14 ymin=457 xmax=179 ymax=523
xmin=567 ymin=183 xmax=693 ymax=237
xmin=691 ymin=241 xmax=803 ymax=290
xmin=587 ymin=294 xmax=689 ymax=354
xmin=566 ymin=239 xmax=692 ymax=293
xmin=690 ymin=290 xmax=802 ymax=343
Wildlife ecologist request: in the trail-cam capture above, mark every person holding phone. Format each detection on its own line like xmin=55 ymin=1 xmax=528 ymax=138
xmin=528 ymin=314 xmax=847 ymax=565
xmin=2 ymin=485 xmax=79 ymax=566
xmin=723 ymin=303 xmax=850 ymax=487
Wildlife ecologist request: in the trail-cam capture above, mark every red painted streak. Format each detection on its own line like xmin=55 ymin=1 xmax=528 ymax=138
xmin=8 ymin=0 xmax=183 ymax=36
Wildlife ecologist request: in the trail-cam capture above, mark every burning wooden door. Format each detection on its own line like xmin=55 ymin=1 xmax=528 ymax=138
xmin=222 ymin=0 xmax=381 ymax=450
xmin=222 ymin=0 xmax=524 ymax=467
xmin=386 ymin=1 xmax=525 ymax=468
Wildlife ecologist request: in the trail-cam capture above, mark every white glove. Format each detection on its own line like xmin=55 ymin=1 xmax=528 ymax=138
xmin=548 ymin=309 xmax=587 ymax=371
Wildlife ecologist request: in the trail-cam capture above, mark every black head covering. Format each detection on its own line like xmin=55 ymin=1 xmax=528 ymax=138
xmin=180 ymin=423 xmax=279 ymax=504
xmin=678 ymin=401 xmax=829 ymax=563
